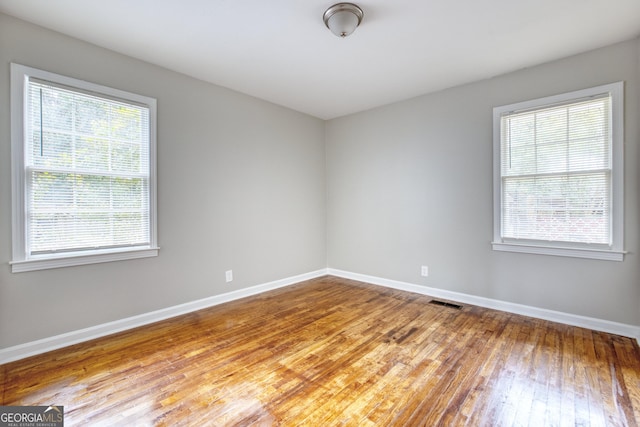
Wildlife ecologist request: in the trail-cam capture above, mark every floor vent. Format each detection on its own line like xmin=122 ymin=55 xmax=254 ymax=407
xmin=429 ymin=300 xmax=463 ymax=310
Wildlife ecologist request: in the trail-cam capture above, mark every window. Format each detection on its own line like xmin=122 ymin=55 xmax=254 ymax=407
xmin=10 ymin=64 xmax=158 ymax=272
xmin=492 ymin=82 xmax=624 ymax=261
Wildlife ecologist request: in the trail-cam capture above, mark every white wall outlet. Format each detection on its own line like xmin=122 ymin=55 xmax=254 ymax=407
xmin=225 ymin=270 xmax=233 ymax=283
xmin=421 ymin=266 xmax=429 ymax=277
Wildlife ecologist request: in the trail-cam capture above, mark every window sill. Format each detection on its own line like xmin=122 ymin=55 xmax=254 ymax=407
xmin=491 ymin=242 xmax=625 ymax=262
xmin=10 ymin=247 xmax=159 ymax=273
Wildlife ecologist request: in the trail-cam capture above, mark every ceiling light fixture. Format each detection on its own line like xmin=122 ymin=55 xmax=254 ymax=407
xmin=323 ymin=3 xmax=363 ymax=38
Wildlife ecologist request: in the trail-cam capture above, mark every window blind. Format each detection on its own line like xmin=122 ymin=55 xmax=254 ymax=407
xmin=26 ymin=79 xmax=151 ymax=255
xmin=499 ymin=95 xmax=611 ymax=246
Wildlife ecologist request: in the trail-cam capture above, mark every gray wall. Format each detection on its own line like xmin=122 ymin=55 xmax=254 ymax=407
xmin=327 ymin=38 xmax=640 ymax=326
xmin=0 ymin=14 xmax=327 ymax=348
xmin=2 ymin=12 xmax=638 ymax=351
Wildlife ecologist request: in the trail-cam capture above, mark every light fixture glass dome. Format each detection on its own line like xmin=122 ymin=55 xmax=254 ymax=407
xmin=323 ymin=3 xmax=363 ymax=38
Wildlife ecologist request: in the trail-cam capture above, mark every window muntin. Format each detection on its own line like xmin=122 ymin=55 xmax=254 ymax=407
xmin=11 ymin=64 xmax=158 ymax=272
xmin=492 ymin=83 xmax=624 ymax=261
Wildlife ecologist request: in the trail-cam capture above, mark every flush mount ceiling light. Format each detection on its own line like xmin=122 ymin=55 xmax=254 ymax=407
xmin=323 ymin=3 xmax=364 ymax=38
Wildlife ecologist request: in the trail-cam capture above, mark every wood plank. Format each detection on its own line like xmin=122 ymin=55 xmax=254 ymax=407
xmin=1 ymin=276 xmax=638 ymax=426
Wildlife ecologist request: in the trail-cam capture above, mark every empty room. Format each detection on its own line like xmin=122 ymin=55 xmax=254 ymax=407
xmin=0 ymin=1 xmax=639 ymax=425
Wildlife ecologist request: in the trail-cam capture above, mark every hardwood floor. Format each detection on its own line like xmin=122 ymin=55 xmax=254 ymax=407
xmin=2 ymin=276 xmax=639 ymax=426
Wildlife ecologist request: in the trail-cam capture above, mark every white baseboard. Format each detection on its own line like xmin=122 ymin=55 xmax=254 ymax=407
xmin=0 ymin=269 xmax=327 ymax=364
xmin=3 ymin=267 xmax=638 ymax=364
xmin=328 ymin=268 xmax=640 ymax=345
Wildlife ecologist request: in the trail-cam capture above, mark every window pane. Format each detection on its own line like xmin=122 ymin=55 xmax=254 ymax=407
xmin=32 ymin=132 xmax=73 ymax=168
xmin=75 ymin=136 xmax=110 ymax=171
xmin=499 ymin=94 xmax=613 ymax=246
xmin=111 ymin=141 xmax=143 ymax=173
xmin=111 ymin=105 xmax=145 ymax=141
xmin=568 ymin=100 xmax=607 ymax=141
xmin=503 ymin=173 xmax=610 ymax=244
xmin=26 ymin=79 xmax=151 ymax=255
xmin=30 ymin=171 xmax=150 ymax=253
xmin=75 ymin=96 xmax=110 ymax=136
xmin=37 ymin=87 xmax=73 ymax=132
xmin=535 ymin=108 xmax=567 ymax=145
xmin=536 ymin=138 xmax=567 ymax=174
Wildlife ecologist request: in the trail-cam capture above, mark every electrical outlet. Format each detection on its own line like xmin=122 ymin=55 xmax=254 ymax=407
xmin=225 ymin=270 xmax=233 ymax=283
xmin=421 ymin=266 xmax=429 ymax=277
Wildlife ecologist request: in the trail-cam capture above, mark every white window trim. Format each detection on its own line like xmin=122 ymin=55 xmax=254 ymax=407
xmin=10 ymin=63 xmax=159 ymax=272
xmin=492 ymin=82 xmax=625 ymax=261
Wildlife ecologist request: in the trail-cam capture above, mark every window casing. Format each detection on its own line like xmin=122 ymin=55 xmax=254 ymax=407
xmin=11 ymin=64 xmax=158 ymax=272
xmin=492 ymin=82 xmax=624 ymax=261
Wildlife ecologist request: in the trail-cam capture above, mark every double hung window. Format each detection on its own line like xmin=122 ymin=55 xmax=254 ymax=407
xmin=492 ymin=82 xmax=624 ymax=261
xmin=11 ymin=64 xmax=158 ymax=272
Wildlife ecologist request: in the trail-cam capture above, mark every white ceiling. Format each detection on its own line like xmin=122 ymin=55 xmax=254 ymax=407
xmin=1 ymin=1 xmax=639 ymax=120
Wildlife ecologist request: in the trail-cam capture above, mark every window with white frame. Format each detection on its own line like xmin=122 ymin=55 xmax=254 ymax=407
xmin=10 ymin=64 xmax=158 ymax=272
xmin=492 ymin=82 xmax=624 ymax=261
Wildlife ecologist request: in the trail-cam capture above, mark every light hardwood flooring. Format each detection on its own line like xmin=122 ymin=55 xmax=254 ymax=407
xmin=2 ymin=276 xmax=639 ymax=426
